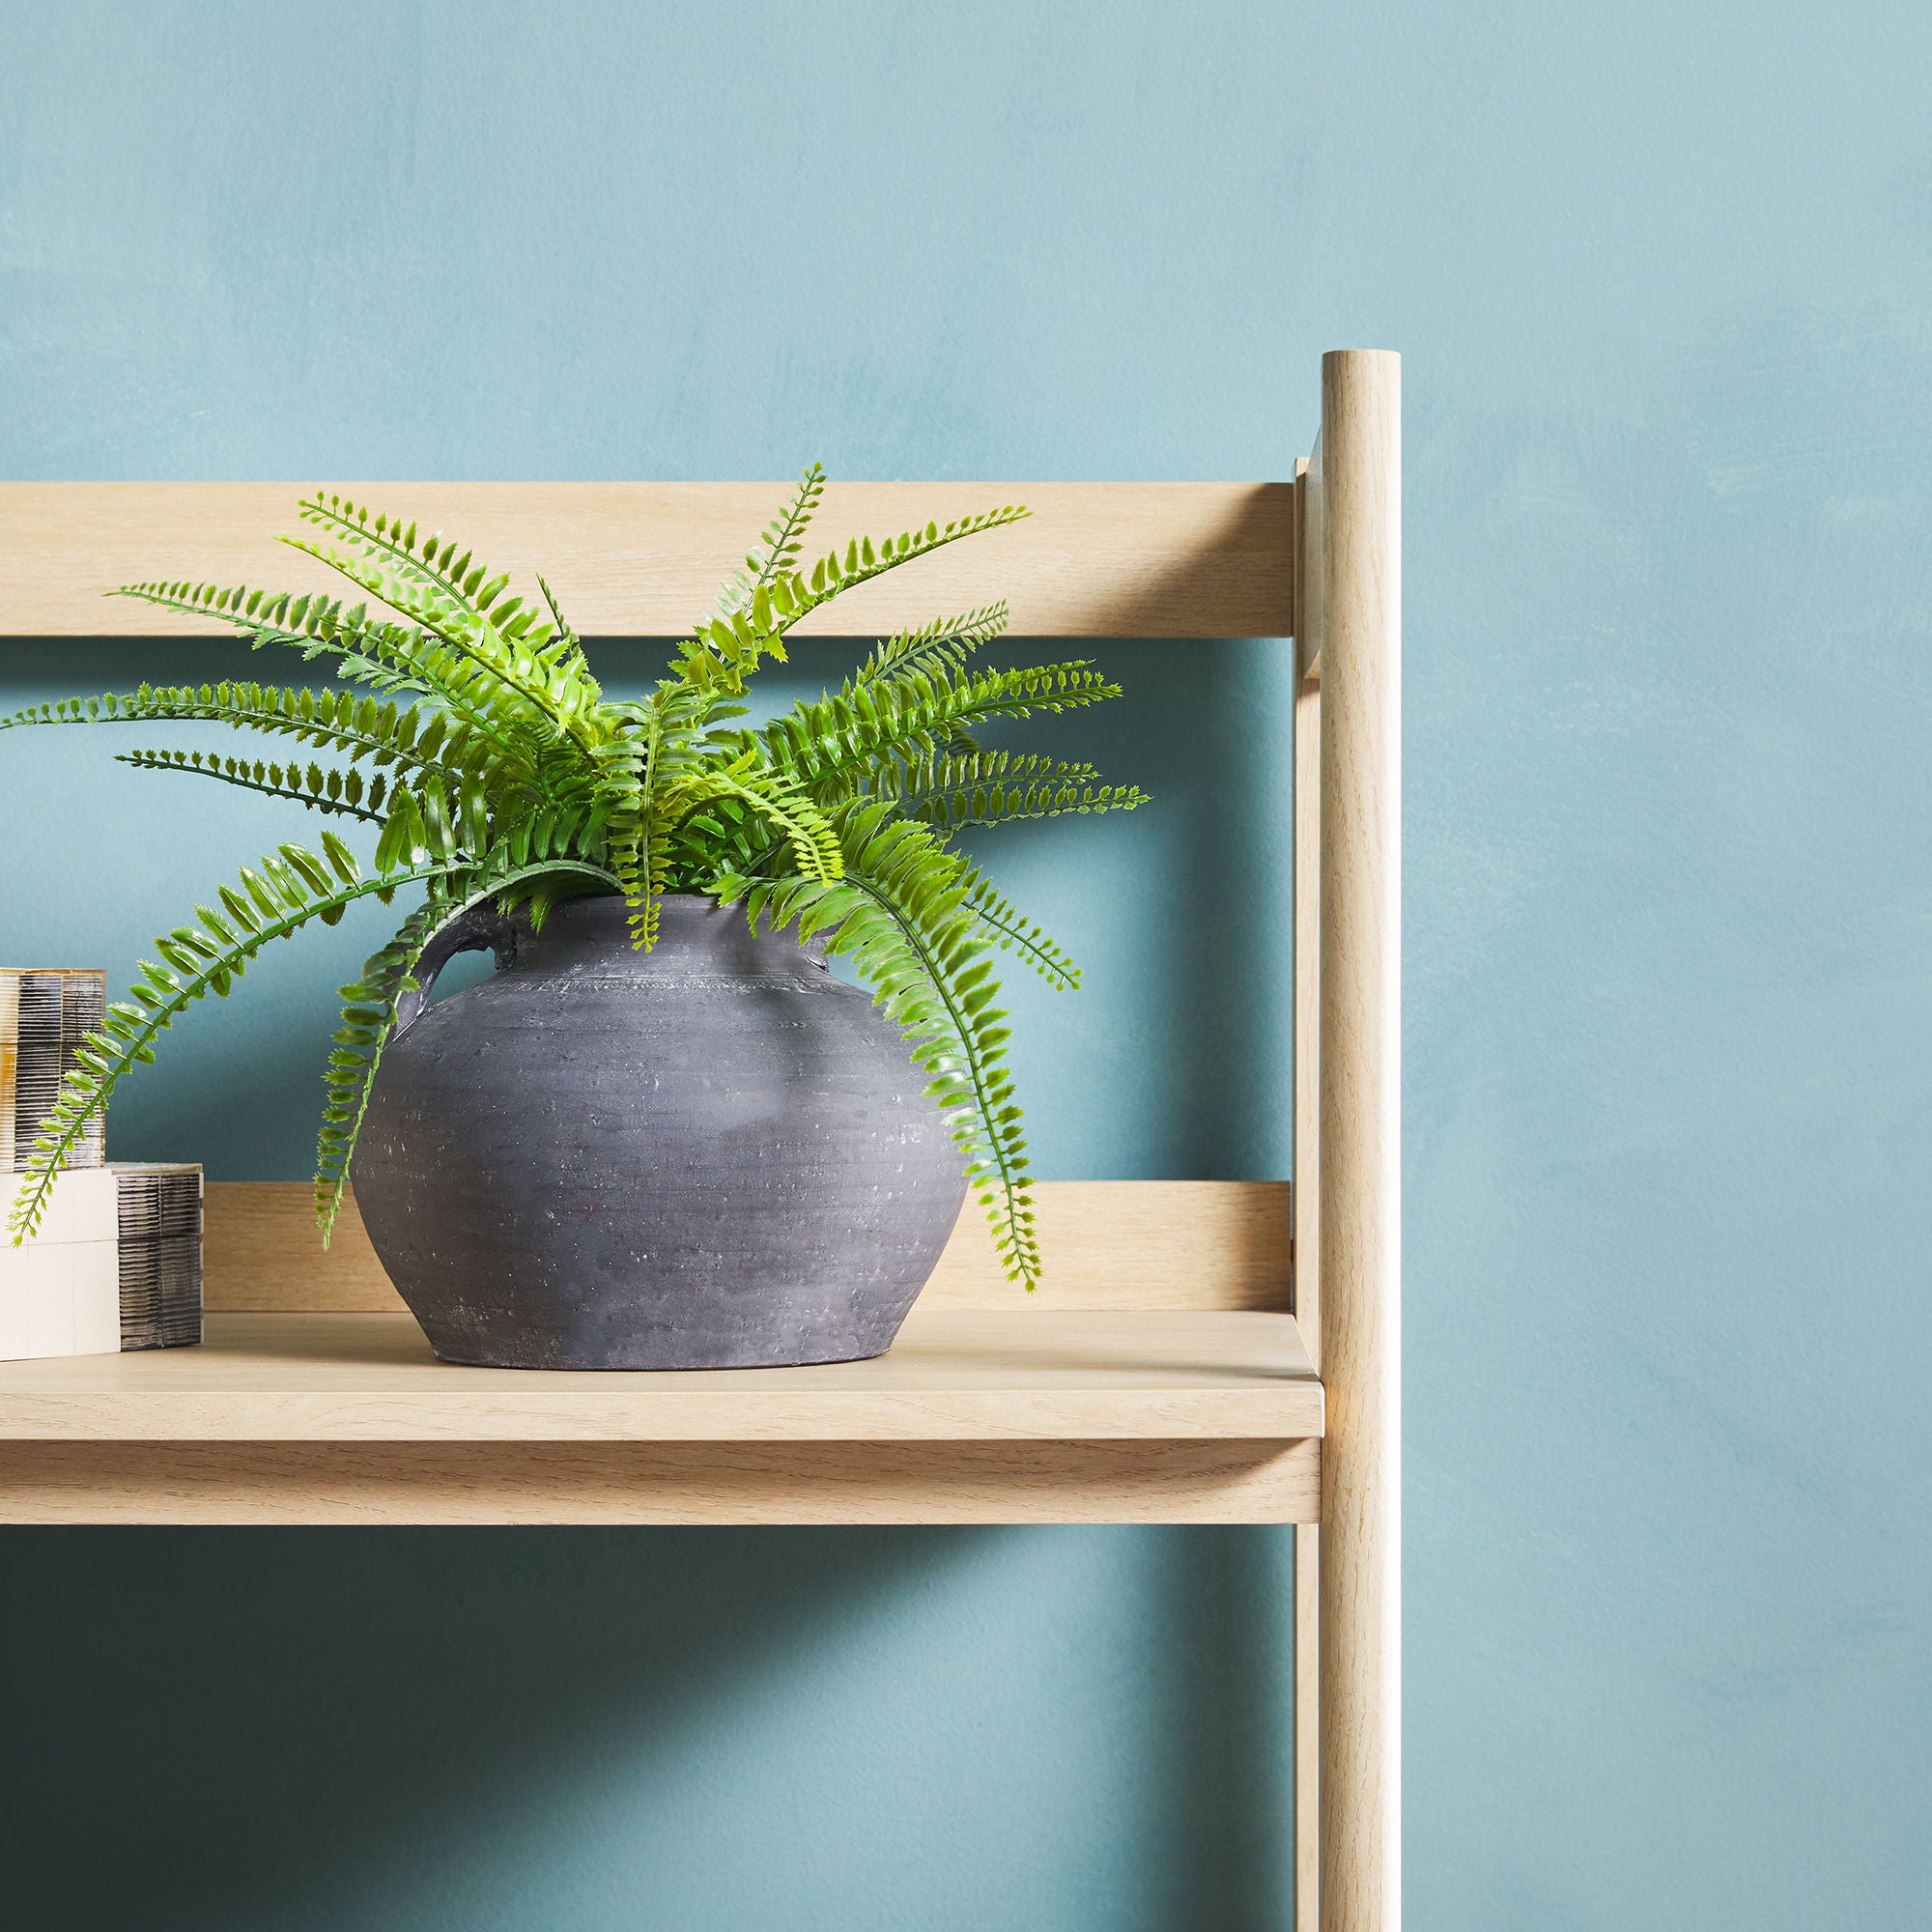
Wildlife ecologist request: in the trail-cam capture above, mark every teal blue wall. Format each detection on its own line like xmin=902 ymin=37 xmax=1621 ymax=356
xmin=5 ymin=4 xmax=1929 ymax=1926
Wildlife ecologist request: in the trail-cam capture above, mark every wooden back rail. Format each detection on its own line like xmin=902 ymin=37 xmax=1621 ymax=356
xmin=0 ymin=351 xmax=1401 ymax=1932
xmin=0 ymin=482 xmax=1290 ymax=640
xmin=202 ymin=1180 xmax=1293 ymax=1314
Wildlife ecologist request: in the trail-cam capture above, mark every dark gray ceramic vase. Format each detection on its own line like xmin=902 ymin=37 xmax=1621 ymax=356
xmin=351 ymin=894 xmax=968 ymax=1370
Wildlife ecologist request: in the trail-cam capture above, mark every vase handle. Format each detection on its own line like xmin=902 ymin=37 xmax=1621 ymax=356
xmin=393 ymin=903 xmax=518 ymax=1035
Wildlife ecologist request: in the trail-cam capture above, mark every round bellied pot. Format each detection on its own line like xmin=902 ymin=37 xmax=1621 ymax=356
xmin=350 ymin=894 xmax=967 ymax=1370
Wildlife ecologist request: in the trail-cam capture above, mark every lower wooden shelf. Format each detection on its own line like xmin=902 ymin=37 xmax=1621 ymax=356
xmin=0 ymin=1308 xmax=1322 ymax=1526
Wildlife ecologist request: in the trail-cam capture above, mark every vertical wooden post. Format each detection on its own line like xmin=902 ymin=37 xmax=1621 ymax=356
xmin=1292 ymin=453 xmax=1324 ymax=1932
xmin=1317 ymin=349 xmax=1402 ymax=1932
xmin=1292 ymin=451 xmax=1323 ymax=1371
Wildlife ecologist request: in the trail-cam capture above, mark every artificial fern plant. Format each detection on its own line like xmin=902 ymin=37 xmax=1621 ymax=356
xmin=1 ymin=471 xmax=1146 ymax=1287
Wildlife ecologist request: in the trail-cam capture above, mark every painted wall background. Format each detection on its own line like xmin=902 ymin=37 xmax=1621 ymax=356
xmin=4 ymin=3 xmax=1929 ymax=1927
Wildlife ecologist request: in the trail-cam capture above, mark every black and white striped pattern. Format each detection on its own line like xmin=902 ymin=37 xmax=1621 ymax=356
xmin=1 ymin=969 xmax=107 ymax=1172
xmin=115 ymin=1165 xmax=204 ymax=1350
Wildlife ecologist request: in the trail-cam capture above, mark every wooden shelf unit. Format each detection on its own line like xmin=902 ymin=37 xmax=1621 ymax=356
xmin=0 ymin=350 xmax=1401 ymax=1932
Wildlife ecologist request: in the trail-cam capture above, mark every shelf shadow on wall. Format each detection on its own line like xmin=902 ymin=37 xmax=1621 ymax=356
xmin=1152 ymin=1525 xmax=1296 ymax=1932
xmin=0 ymin=1526 xmax=999 ymax=1931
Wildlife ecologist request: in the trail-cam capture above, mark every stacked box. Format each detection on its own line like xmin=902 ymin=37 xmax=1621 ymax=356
xmin=2 ymin=969 xmax=107 ymax=1171
xmin=0 ymin=1168 xmax=119 ymax=1359
xmin=0 ymin=1164 xmax=203 ymax=1362
xmin=116 ymin=1165 xmax=205 ymax=1350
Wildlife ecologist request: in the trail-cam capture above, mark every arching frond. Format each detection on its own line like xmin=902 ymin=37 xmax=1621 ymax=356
xmin=4 ymin=837 xmax=451 ymax=1242
xmin=770 ymin=504 xmax=1032 ymax=633
xmin=679 ymin=504 xmax=1029 ymax=695
xmin=715 ymin=804 xmax=1042 ymax=1289
xmin=747 ymin=662 xmax=1122 ymax=810
xmin=1 ymin=681 xmax=509 ymax=797
xmin=870 ymin=749 xmax=1148 ymax=834
xmin=704 ymin=463 xmax=828 ymax=626
xmin=668 ymin=761 xmax=842 ymax=884
xmin=957 ymin=863 xmax=1082 ymax=992
xmin=106 ymin=580 xmax=543 ymax=761
xmin=117 ymin=748 xmax=392 ymax=822
xmin=854 ymin=603 xmax=1010 ymax=688
xmin=275 ymin=524 xmax=606 ymax=751
xmin=313 ymin=899 xmax=440 ymax=1242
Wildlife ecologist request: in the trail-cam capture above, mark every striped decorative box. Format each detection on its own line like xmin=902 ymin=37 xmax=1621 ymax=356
xmin=0 ymin=1164 xmax=204 ymax=1362
xmin=2 ymin=968 xmax=107 ymax=1171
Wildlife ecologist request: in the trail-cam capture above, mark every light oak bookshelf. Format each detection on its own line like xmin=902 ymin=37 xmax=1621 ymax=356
xmin=0 ymin=349 xmax=1400 ymax=1932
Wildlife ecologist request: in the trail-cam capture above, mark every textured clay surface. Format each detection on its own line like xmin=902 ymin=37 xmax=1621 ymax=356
xmin=353 ymin=895 xmax=968 ymax=1369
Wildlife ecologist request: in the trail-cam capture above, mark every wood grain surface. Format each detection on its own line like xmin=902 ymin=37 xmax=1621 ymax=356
xmin=0 ymin=481 xmax=1293 ymax=639
xmin=1314 ymin=350 xmax=1403 ymax=1932
xmin=1293 ymin=450 xmax=1327 ymax=1932
xmin=0 ymin=1435 xmax=1319 ymax=1526
xmin=0 ymin=1308 xmax=1321 ymax=1444
xmin=202 ymin=1179 xmax=1293 ymax=1314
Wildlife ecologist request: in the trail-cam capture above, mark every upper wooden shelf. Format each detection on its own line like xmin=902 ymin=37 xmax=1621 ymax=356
xmin=0 ymin=481 xmax=1293 ymax=639
xmin=0 ymin=1308 xmax=1321 ymax=1444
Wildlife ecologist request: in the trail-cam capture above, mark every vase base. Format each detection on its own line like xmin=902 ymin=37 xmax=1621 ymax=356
xmin=424 ymin=1340 xmax=896 ymax=1373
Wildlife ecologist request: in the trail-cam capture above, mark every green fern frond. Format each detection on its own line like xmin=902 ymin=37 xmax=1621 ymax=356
xmin=275 ymin=529 xmax=605 ymax=750
xmin=601 ymin=696 xmax=684 ymax=950
xmin=854 ymin=603 xmax=1010 ymax=687
xmin=105 ymin=580 xmax=570 ymax=773
xmin=314 ymin=899 xmax=439 ymax=1241
xmin=748 ymin=661 xmax=1121 ymax=810
xmin=108 ymin=579 xmax=426 ymax=693
xmin=294 ymin=497 xmax=598 ymax=705
xmin=671 ymin=762 xmax=843 ymax=883
xmin=536 ymin=575 xmax=580 ymax=653
xmin=716 ymin=803 xmax=1041 ymax=1288
xmin=870 ymin=749 xmax=1147 ymax=835
xmin=679 ymin=504 xmax=1027 ymax=696
xmin=293 ymin=496 xmax=527 ymax=623
xmin=463 ymin=801 xmax=618 ymax=887
xmin=606 ymin=801 xmax=666 ymax=949
xmin=705 ymin=463 xmax=828 ymax=624
xmin=919 ymin=777 xmax=1146 ymax=833
xmin=6 ymin=836 xmax=449 ymax=1243
xmin=956 ymin=863 xmax=1083 ymax=991
xmin=116 ymin=748 xmax=392 ymax=822
xmin=766 ymin=504 xmax=1032 ymax=633
xmin=1 ymin=682 xmax=509 ymax=799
